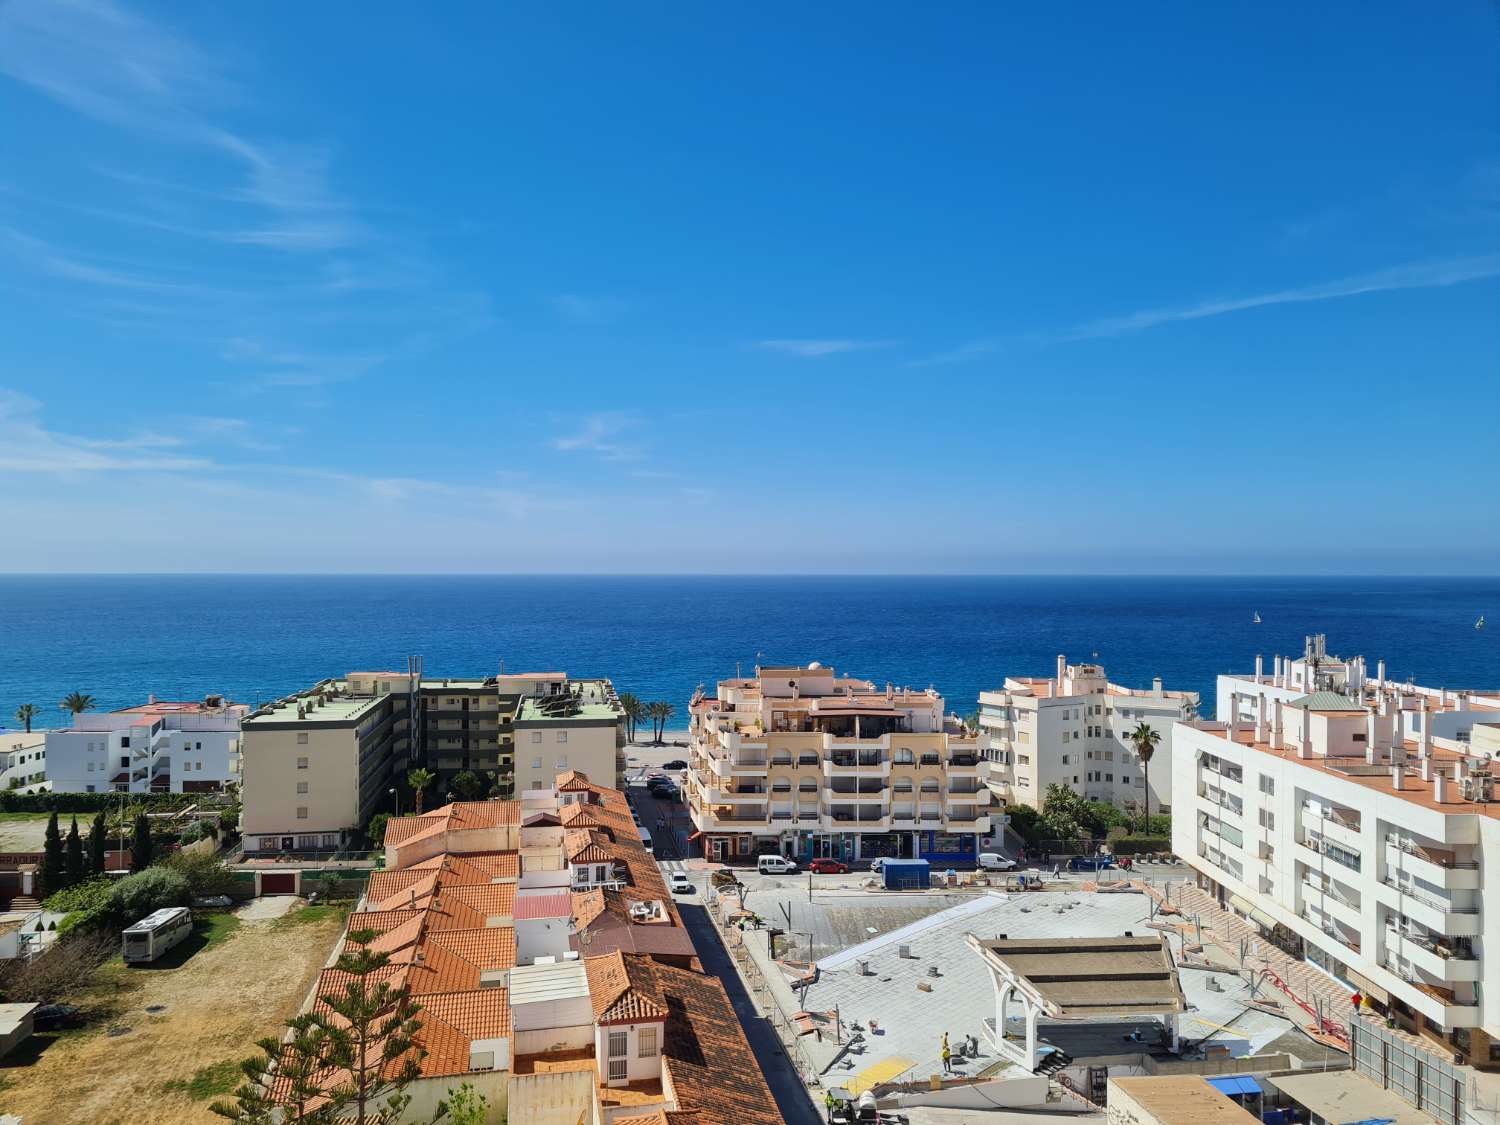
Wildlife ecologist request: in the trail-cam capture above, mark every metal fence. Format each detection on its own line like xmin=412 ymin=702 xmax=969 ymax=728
xmin=1351 ymin=1017 xmax=1465 ymax=1125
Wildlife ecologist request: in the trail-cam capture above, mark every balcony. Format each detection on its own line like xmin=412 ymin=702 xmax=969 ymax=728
xmin=826 ymin=786 xmax=889 ymax=803
xmin=1377 ymin=876 xmax=1481 ymax=937
xmin=1301 ymin=875 xmax=1362 ymax=929
xmin=1296 ymin=830 xmax=1361 ymax=874
xmin=1384 ymin=834 xmax=1481 ymax=890
xmin=947 ymin=754 xmax=980 ymax=774
xmin=1379 ymin=955 xmax=1482 ymax=1018
xmin=1299 ymin=906 xmax=1361 ymax=954
xmin=823 ymin=755 xmax=890 ymax=779
xmin=1384 ymin=927 xmax=1481 ymax=983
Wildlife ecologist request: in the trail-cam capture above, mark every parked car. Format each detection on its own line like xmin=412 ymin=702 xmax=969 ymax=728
xmin=756 ymin=855 xmax=799 ymax=875
xmin=976 ymin=853 xmax=1018 ymax=871
xmin=808 ymin=858 xmax=848 ymax=874
xmin=32 ymin=1003 xmax=83 ymax=1031
xmin=669 ymin=872 xmax=694 ymax=895
xmin=1068 ymin=854 xmax=1117 ymax=871
xmin=662 ymin=759 xmax=688 ymax=771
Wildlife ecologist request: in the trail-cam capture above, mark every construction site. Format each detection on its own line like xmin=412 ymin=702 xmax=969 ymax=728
xmin=705 ymin=872 xmax=1365 ymax=1121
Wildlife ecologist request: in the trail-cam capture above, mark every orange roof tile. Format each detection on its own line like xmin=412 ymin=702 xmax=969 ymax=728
xmin=584 ymin=951 xmax=669 ymax=1025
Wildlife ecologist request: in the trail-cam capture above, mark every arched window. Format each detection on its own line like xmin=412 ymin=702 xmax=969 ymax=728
xmin=799 ymin=779 xmax=818 ymax=792
xmin=920 ymin=778 xmax=940 ymax=793
xmin=893 ymin=778 xmax=913 ymax=793
xmin=894 ymin=747 xmax=914 ymax=765
xmin=772 ymin=779 xmax=791 ymax=792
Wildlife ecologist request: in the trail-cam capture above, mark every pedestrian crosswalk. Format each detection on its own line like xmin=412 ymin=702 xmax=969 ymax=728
xmin=658 ymin=858 xmax=687 ymax=875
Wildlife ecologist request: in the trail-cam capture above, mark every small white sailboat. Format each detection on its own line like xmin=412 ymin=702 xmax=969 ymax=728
xmin=1253 ymin=611 xmax=1262 ymax=624
xmin=1478 ymin=615 xmax=1487 ymax=631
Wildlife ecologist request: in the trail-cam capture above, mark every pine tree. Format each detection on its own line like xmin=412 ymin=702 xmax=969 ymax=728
xmin=211 ymin=1014 xmax=340 ymax=1124
xmin=132 ymin=812 xmax=154 ymax=871
xmin=88 ymin=811 xmax=109 ymax=875
xmin=64 ymin=816 xmax=85 ymax=887
xmin=319 ymin=929 xmax=435 ymax=1124
xmin=40 ymin=811 xmax=65 ymax=896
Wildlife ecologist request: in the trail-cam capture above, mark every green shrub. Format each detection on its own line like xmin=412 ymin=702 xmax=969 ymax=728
xmin=109 ymin=867 xmax=191 ymax=924
xmin=1109 ymin=835 xmax=1172 ymax=855
xmin=365 ymin=813 xmax=390 ymax=847
xmin=159 ymin=851 xmax=237 ymax=897
xmin=42 ymin=876 xmax=114 ymax=914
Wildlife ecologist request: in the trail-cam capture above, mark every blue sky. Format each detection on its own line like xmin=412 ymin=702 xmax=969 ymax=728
xmin=1 ymin=2 xmax=1496 ymax=574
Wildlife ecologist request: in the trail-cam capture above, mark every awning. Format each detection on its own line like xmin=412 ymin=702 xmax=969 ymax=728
xmin=686 ymin=831 xmax=703 ymax=842
xmin=1346 ymin=967 xmax=1391 ymax=1006
xmin=1269 ymin=1070 xmax=1440 ymax=1125
xmin=1227 ymin=893 xmax=1278 ymax=932
xmin=1207 ymin=1076 xmax=1263 ymax=1098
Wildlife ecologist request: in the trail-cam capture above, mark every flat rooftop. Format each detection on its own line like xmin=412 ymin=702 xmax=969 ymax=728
xmin=518 ymin=697 xmax=620 ymax=723
xmin=1111 ymin=1076 xmax=1260 ymax=1125
xmin=245 ymin=688 xmax=386 ymax=726
xmin=971 ymin=934 xmax=1186 ymax=1018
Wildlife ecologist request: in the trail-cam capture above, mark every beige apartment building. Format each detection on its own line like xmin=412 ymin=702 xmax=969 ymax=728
xmin=241 ymin=669 xmax=625 ymax=853
xmin=979 ymin=656 xmax=1198 ymax=813
xmin=686 ymin=663 xmax=991 ymax=865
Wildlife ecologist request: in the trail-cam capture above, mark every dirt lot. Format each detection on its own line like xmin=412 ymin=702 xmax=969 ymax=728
xmin=0 ymin=902 xmax=345 ymax=1124
xmin=0 ymin=814 xmax=54 ymax=851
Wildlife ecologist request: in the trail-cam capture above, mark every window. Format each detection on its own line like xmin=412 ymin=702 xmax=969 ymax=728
xmin=1122 ymin=775 xmax=1131 ymax=784
xmin=608 ymin=1031 xmax=627 ymax=1058
xmin=894 ymin=747 xmax=914 ymax=764
xmin=195 ymin=742 xmax=202 ymax=750
xmin=556 ymin=731 xmax=568 ymax=744
xmin=121 ymin=737 xmax=130 ymax=748
xmin=530 ymin=732 xmax=543 ymax=743
xmin=638 ymin=1027 xmax=658 ymax=1057
xmin=296 ymin=807 xmax=308 ymax=819
xmin=297 ymin=782 xmax=309 ymax=794
xmin=608 ymin=1058 xmax=627 ymax=1082
xmin=1061 ymin=754 xmax=1069 ymax=765
xmin=1259 ymin=776 xmax=1275 ymax=795
xmin=297 ymin=733 xmax=309 ymax=745
xmin=321 ymin=833 xmax=339 ymax=847
xmin=85 ymin=785 xmax=95 ymax=793
xmin=1062 ymin=731 xmax=1071 ymax=744
xmin=555 ymin=756 xmax=568 ymax=769
xmin=297 ymin=757 xmax=309 ymax=770
xmin=532 ymin=757 xmax=542 ymax=769
xmin=120 ymin=756 xmax=129 ymax=768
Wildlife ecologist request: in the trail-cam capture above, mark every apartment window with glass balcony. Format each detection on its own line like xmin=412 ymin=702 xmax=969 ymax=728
xmin=1259 ymin=775 xmax=1274 ymax=795
xmin=895 ymin=748 xmax=914 ymax=764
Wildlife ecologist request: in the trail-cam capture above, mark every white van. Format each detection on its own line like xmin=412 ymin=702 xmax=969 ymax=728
xmin=123 ymin=906 xmax=193 ymax=964
xmin=757 ymin=855 xmax=798 ymax=875
xmin=977 ymin=852 xmax=1018 ymax=871
xmin=638 ymin=827 xmax=653 ymax=855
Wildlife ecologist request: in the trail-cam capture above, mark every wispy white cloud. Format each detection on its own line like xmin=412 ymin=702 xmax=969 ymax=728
xmin=1065 ymin=254 xmax=1500 ymax=340
xmin=907 ymin=338 xmax=999 ymax=367
xmin=756 ymin=339 xmax=895 ymax=358
xmin=552 ymin=412 xmax=643 ymax=462
xmin=0 ymin=389 xmax=212 ymax=473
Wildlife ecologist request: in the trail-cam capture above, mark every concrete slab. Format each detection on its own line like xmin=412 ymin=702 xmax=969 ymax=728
xmin=235 ymin=894 xmax=301 ymax=921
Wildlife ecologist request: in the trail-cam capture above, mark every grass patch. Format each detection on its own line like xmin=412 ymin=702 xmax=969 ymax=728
xmin=196 ymin=911 xmax=242 ymax=949
xmin=273 ymin=903 xmax=347 ymax=930
xmin=0 ymin=812 xmax=53 ymax=820
xmin=161 ymin=1057 xmax=244 ymax=1100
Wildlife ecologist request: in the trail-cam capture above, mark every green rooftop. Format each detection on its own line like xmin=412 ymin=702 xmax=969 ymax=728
xmin=246 ymin=687 xmax=387 ymax=726
xmin=516 ymin=697 xmax=621 ymax=724
xmin=1289 ymin=691 xmax=1365 ymax=712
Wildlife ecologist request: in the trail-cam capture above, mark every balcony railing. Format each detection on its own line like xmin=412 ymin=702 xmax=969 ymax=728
xmin=1384 ymin=834 xmax=1480 ymax=870
xmin=1386 ymin=925 xmax=1477 ymax=962
xmin=1380 ymin=875 xmax=1479 ymax=914
xmin=1298 ymin=831 xmax=1361 ymax=873
xmin=1300 ymin=907 xmax=1361 ymax=953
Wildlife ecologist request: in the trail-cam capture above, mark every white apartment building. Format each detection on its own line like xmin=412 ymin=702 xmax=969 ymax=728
xmin=687 ymin=663 xmax=990 ymax=865
xmin=0 ymin=731 xmax=48 ymax=793
xmin=979 ymin=655 xmax=1198 ymax=813
xmin=44 ymin=697 xmax=247 ymax=794
xmin=1174 ymin=642 xmax=1500 ymax=1069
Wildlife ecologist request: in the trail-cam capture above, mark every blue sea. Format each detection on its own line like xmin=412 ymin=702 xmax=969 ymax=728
xmin=0 ymin=575 xmax=1495 ymax=725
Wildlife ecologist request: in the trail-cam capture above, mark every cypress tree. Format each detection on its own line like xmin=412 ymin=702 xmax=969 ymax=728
xmin=132 ymin=812 xmax=154 ymax=871
xmin=41 ymin=811 xmax=65 ymax=896
xmin=64 ymin=816 xmax=85 ymax=887
xmin=88 ymin=811 xmax=108 ymax=875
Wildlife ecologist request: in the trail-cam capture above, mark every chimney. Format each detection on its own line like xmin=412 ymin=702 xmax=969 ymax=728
xmin=1457 ymin=692 xmax=1470 ymax=713
xmin=1255 ymin=694 xmax=1269 ymax=743
xmin=1255 ymin=654 xmax=1264 ymax=682
xmin=1377 ymin=659 xmax=1386 ymax=685
xmin=148 ymin=693 xmax=156 ymax=705
xmin=1392 ymin=765 xmax=1404 ymax=791
xmin=1271 ymin=698 xmax=1284 ymax=751
xmin=1273 ymin=655 xmax=1284 ymax=688
xmin=1366 ymin=708 xmax=1382 ymax=759
xmin=1434 ymin=772 xmax=1448 ymax=803
xmin=1057 ymin=655 xmax=1067 ymax=694
xmin=1455 ymin=757 xmax=1468 ymax=782
xmin=1226 ymin=692 xmax=1240 ymax=736
xmin=1421 ymin=756 xmax=1433 ymax=782
xmin=1298 ymin=703 xmax=1312 ymax=759
xmin=1419 ymin=700 xmax=1433 ymax=758
xmin=1153 ymin=676 xmax=1163 ymax=695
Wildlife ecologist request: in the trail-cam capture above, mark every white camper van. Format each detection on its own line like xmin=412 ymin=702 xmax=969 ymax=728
xmin=122 ymin=906 xmax=193 ymax=964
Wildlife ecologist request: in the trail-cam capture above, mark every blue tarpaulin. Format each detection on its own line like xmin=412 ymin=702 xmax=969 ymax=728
xmin=1207 ymin=1076 xmax=1263 ymax=1097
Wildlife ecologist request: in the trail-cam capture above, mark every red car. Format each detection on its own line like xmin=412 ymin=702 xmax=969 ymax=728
xmin=808 ymin=858 xmax=848 ymax=874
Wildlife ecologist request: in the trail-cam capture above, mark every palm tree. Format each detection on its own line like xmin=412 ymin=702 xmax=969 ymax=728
xmin=618 ymin=693 xmax=645 ymax=743
xmin=1129 ymin=721 xmax=1162 ymax=833
xmin=59 ymin=691 xmax=96 ymax=716
xmin=13 ymin=704 xmax=36 ymax=733
xmin=406 ymin=767 xmax=435 ymax=815
xmin=657 ymin=701 xmax=676 ymax=744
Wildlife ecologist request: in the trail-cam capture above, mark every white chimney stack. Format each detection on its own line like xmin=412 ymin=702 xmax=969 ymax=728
xmin=1227 ymin=692 xmax=1240 ymax=736
xmin=1256 ymin=694 xmax=1269 ymax=743
xmin=1272 ymin=698 xmax=1284 ymax=750
xmin=1366 ymin=708 xmax=1380 ymax=763
xmin=1392 ymin=765 xmax=1404 ymax=791
xmin=1377 ymin=659 xmax=1387 ymax=685
xmin=1434 ymin=772 xmax=1448 ymax=803
xmin=1420 ymin=700 xmax=1433 ymax=758
xmin=1421 ymin=756 xmax=1433 ymax=782
xmin=1298 ymin=703 xmax=1312 ymax=759
xmin=1056 ymin=655 xmax=1067 ymax=694
xmin=1255 ymin=654 xmax=1264 ymax=682
xmin=1274 ymin=655 xmax=1284 ymax=688
xmin=1153 ymin=676 xmax=1163 ymax=695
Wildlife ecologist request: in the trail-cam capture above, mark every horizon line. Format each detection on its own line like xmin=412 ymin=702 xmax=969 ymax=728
xmin=0 ymin=571 xmax=1496 ymax=581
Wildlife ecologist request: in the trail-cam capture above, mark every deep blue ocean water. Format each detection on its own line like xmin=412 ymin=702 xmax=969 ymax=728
xmin=0 ymin=575 xmax=1495 ymax=726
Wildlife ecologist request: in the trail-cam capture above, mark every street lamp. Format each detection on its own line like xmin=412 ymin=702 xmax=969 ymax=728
xmin=390 ymin=787 xmax=399 ymax=816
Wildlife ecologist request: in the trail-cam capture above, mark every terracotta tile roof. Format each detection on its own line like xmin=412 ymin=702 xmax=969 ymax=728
xmin=409 ymin=851 xmax=520 ymax=880
xmin=423 ymin=927 xmax=516 ymax=972
xmin=584 ymin=951 xmax=669 ymax=1025
xmin=514 ymin=889 xmax=572 ymax=920
xmin=441 ymin=884 xmax=516 ymax=920
xmin=384 ymin=799 xmax=521 ymax=849
xmin=405 ymin=941 xmax=484 ymax=994
xmin=556 ymin=769 xmax=596 ymax=792
xmin=421 ymin=987 xmax=512 ymax=1040
xmin=560 ymin=802 xmax=607 ymax=829
xmin=614 ymin=1113 xmax=671 ymax=1125
xmin=565 ymin=827 xmax=616 ymax=864
xmin=365 ymin=870 xmax=433 ymax=908
xmin=572 ymin=888 xmax=607 ymax=929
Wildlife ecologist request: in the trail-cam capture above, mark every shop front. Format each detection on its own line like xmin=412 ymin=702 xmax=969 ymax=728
xmin=918 ymin=830 xmax=979 ymax=866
